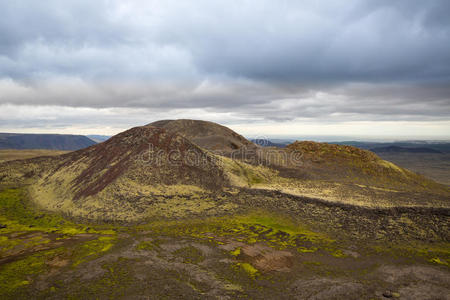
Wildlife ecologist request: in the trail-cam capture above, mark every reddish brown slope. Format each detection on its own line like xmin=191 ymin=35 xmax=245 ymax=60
xmin=62 ymin=126 xmax=226 ymax=199
xmin=21 ymin=125 xmax=231 ymax=220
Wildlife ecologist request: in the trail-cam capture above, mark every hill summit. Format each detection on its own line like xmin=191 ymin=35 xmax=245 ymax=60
xmin=149 ymin=119 xmax=256 ymax=153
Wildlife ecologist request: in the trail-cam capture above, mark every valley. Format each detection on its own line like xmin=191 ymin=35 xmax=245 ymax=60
xmin=376 ymin=153 xmax=450 ymax=186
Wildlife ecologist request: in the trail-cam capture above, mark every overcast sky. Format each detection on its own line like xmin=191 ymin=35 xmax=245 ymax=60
xmin=0 ymin=0 xmax=449 ymax=139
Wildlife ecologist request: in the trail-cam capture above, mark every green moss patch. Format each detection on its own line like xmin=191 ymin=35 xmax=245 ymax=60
xmin=71 ymin=236 xmax=117 ymax=267
xmin=230 ymin=247 xmax=241 ymax=256
xmin=237 ymin=262 xmax=259 ymax=277
xmin=173 ymin=246 xmax=205 ymax=264
xmin=0 ymin=188 xmax=115 ymax=236
xmin=0 ymin=233 xmax=51 ymax=257
xmin=136 ymin=240 xmax=159 ymax=251
xmin=143 ymin=210 xmax=342 ymax=259
xmin=63 ymin=257 xmax=135 ymax=299
xmin=0 ymin=247 xmax=64 ymax=297
xmin=372 ymin=241 xmax=450 ymax=268
xmin=429 ymin=257 xmax=449 ymax=266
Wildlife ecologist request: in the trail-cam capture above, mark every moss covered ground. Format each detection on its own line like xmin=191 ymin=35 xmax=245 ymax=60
xmin=0 ymin=186 xmax=449 ymax=299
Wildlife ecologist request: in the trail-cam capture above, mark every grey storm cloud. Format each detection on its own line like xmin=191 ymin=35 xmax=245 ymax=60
xmin=0 ymin=0 xmax=449 ymax=130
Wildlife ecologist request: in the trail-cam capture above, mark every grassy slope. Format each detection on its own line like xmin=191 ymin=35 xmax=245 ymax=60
xmin=283 ymin=141 xmax=445 ymax=190
xmin=250 ymin=141 xmax=450 ymax=208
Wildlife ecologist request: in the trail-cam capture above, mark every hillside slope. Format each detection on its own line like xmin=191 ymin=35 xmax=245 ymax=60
xmin=4 ymin=126 xmax=235 ymax=220
xmin=0 ymin=133 xmax=96 ymax=150
xmin=252 ymin=141 xmax=450 ymax=207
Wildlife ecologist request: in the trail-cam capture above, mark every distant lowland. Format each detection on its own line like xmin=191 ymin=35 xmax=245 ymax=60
xmin=253 ymin=138 xmax=450 ymax=153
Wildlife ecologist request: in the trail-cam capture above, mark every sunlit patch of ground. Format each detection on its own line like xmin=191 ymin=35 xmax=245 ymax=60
xmin=0 ymin=149 xmax=70 ymax=163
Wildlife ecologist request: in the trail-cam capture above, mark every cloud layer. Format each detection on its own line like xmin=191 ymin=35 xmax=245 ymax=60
xmin=0 ymin=0 xmax=449 ymax=137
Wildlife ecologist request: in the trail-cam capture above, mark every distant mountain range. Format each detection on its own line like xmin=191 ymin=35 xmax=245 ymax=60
xmin=0 ymin=133 xmax=96 ymax=150
xmin=250 ymin=139 xmax=289 ymax=148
